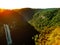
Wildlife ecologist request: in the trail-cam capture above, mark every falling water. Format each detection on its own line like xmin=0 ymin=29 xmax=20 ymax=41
xmin=4 ymin=24 xmax=12 ymax=45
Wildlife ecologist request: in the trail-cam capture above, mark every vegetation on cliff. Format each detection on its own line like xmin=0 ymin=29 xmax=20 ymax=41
xmin=29 ymin=8 xmax=60 ymax=45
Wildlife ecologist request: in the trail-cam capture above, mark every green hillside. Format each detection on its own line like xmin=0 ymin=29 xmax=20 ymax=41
xmin=29 ymin=8 xmax=60 ymax=45
xmin=29 ymin=8 xmax=59 ymax=31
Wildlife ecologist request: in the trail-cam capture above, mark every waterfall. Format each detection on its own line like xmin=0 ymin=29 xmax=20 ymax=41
xmin=4 ymin=24 xmax=12 ymax=45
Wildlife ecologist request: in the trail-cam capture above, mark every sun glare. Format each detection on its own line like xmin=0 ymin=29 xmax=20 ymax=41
xmin=0 ymin=9 xmax=5 ymax=12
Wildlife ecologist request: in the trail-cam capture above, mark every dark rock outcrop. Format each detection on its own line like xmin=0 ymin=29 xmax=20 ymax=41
xmin=0 ymin=8 xmax=39 ymax=45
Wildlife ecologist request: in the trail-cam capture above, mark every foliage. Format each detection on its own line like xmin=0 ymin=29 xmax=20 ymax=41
xmin=29 ymin=8 xmax=60 ymax=45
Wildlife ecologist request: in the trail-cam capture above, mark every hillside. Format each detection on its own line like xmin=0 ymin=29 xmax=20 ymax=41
xmin=29 ymin=8 xmax=60 ymax=45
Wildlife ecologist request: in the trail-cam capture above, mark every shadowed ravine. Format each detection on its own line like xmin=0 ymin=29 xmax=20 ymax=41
xmin=0 ymin=8 xmax=39 ymax=45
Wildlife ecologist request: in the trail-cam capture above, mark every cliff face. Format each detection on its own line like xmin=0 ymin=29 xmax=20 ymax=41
xmin=0 ymin=8 xmax=39 ymax=45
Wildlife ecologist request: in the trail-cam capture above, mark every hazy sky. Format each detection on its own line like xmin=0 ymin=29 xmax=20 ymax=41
xmin=0 ymin=0 xmax=60 ymax=9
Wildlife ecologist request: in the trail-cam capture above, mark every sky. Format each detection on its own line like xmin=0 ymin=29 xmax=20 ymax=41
xmin=0 ymin=0 xmax=60 ymax=9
